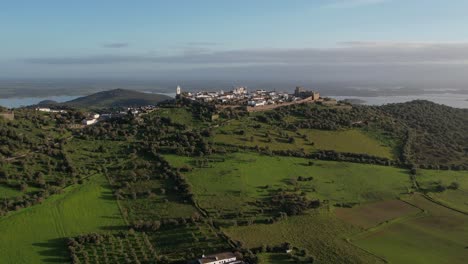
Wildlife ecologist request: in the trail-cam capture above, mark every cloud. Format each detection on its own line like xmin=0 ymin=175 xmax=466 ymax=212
xmin=324 ymin=0 xmax=389 ymax=9
xmin=23 ymin=42 xmax=468 ymax=66
xmin=102 ymin=42 xmax=129 ymax=48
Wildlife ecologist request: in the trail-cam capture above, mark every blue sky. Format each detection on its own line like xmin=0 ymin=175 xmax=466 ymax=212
xmin=3 ymin=0 xmax=468 ymax=82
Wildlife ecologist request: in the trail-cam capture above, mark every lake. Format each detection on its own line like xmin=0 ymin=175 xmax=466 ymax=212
xmin=0 ymin=96 xmax=80 ymax=108
xmin=0 ymin=92 xmax=176 ymax=109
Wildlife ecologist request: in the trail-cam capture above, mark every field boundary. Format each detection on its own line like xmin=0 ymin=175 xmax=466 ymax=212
xmin=342 ymin=238 xmax=389 ymax=263
xmin=348 ymin=208 xmax=426 ymax=242
xmin=345 ymin=205 xmax=426 ymax=264
xmin=421 ymin=193 xmax=468 ymax=216
xmin=103 ymin=172 xmax=129 ymax=226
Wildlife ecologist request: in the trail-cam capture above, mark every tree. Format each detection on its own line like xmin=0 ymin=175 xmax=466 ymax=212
xmin=448 ymin=181 xmax=460 ymax=190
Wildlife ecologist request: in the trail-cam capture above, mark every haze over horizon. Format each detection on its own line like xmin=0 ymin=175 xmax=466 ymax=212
xmin=2 ymin=0 xmax=468 ymax=90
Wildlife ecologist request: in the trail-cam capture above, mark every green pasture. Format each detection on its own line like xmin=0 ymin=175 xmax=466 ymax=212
xmin=416 ymin=169 xmax=468 ymax=212
xmin=155 ymin=107 xmax=201 ymax=127
xmin=214 ymin=118 xmax=394 ymax=158
xmin=0 ymin=184 xmax=23 ymax=199
xmin=353 ymin=194 xmax=468 ymax=264
xmin=256 ymin=252 xmax=314 ymax=264
xmin=165 ymin=152 xmax=411 ymax=221
xmin=0 ymin=174 xmax=125 ymax=264
xmin=225 ymin=210 xmax=383 ymax=264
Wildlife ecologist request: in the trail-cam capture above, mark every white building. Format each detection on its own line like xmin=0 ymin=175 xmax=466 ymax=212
xmin=36 ymin=108 xmax=66 ymax=113
xmin=82 ymin=118 xmax=98 ymax=126
xmin=232 ymin=87 xmax=247 ymax=95
xmin=36 ymin=108 xmax=51 ymax=112
xmin=248 ymin=100 xmax=266 ymax=107
xmin=198 ymin=252 xmax=239 ymax=264
xmin=176 ymin=85 xmax=181 ymax=95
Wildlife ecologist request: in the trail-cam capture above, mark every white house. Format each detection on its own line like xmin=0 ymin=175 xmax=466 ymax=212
xmin=36 ymin=108 xmax=66 ymax=113
xmin=248 ymin=100 xmax=266 ymax=107
xmin=82 ymin=118 xmax=97 ymax=126
xmin=232 ymin=87 xmax=247 ymax=95
xmin=198 ymin=252 xmax=238 ymax=264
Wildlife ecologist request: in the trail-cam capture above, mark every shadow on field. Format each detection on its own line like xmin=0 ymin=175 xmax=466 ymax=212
xmin=33 ymin=238 xmax=69 ymax=263
xmin=99 ymin=224 xmax=128 ymax=231
xmin=100 ymin=190 xmax=116 ymax=200
xmin=295 ymin=162 xmax=311 ymax=166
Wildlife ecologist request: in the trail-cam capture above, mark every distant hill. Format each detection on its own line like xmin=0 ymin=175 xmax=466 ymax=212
xmin=380 ymin=100 xmax=468 ymax=167
xmin=62 ymin=89 xmax=172 ymax=108
xmin=37 ymin=100 xmax=59 ymax=106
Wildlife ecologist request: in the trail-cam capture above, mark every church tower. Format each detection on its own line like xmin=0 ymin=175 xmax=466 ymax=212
xmin=176 ymin=85 xmax=181 ymax=99
xmin=176 ymin=85 xmax=181 ymax=96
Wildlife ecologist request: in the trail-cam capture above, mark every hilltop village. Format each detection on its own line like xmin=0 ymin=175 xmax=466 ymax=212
xmin=178 ymin=86 xmax=337 ymax=111
xmin=16 ymin=86 xmax=339 ymax=126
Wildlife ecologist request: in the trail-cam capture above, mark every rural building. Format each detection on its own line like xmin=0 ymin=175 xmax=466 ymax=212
xmin=197 ymin=252 xmax=242 ymax=264
xmin=36 ymin=107 xmax=51 ymax=112
xmin=82 ymin=118 xmax=97 ymax=126
xmin=36 ymin=107 xmax=66 ymax=113
xmin=248 ymin=100 xmax=267 ymax=107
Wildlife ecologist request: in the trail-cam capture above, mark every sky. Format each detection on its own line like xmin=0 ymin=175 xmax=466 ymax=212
xmin=3 ymin=0 xmax=468 ymax=86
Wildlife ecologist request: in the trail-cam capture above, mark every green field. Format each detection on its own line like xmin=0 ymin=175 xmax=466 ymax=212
xmin=256 ymin=252 xmax=313 ymax=264
xmin=156 ymin=107 xmax=202 ymax=127
xmin=353 ymin=194 xmax=468 ymax=264
xmin=299 ymin=129 xmax=394 ymax=158
xmin=335 ymin=199 xmax=421 ymax=229
xmin=0 ymin=184 xmax=23 ymax=199
xmin=165 ymin=152 xmax=411 ymax=222
xmin=416 ymin=169 xmax=468 ymax=212
xmin=257 ymin=253 xmax=294 ymax=264
xmin=214 ymin=118 xmax=394 ymax=158
xmin=0 ymin=174 xmax=125 ymax=263
xmin=225 ymin=210 xmax=383 ymax=263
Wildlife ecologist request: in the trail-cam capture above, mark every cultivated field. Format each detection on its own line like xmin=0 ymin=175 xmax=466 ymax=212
xmin=0 ymin=174 xmax=125 ymax=263
xmin=335 ymin=199 xmax=421 ymax=229
xmin=224 ymin=210 xmax=384 ymax=263
xmin=352 ymin=194 xmax=468 ymax=264
xmin=417 ymin=169 xmax=468 ymax=212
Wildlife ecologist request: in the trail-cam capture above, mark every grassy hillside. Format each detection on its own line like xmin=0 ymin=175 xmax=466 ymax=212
xmin=165 ymin=152 xmax=412 ymax=223
xmin=0 ymin=174 xmax=125 ymax=263
xmin=63 ymin=88 xmax=172 ymax=108
xmin=214 ymin=119 xmax=395 ymax=159
xmin=1 ymin=101 xmax=467 ymax=263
